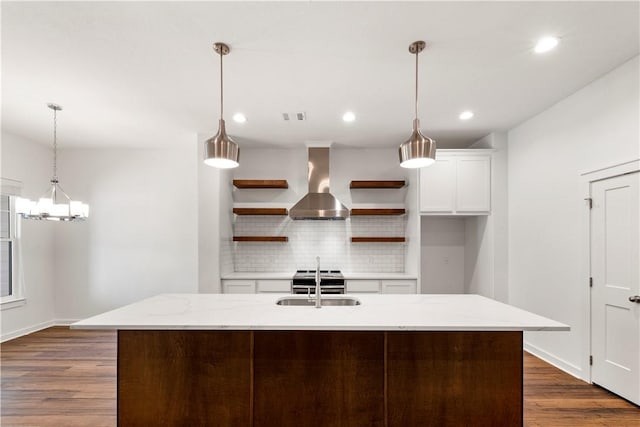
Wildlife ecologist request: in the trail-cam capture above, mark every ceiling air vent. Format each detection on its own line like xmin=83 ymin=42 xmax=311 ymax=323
xmin=281 ymin=112 xmax=306 ymax=121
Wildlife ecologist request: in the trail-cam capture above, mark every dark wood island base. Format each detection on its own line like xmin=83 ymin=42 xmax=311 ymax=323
xmin=118 ymin=330 xmax=523 ymax=427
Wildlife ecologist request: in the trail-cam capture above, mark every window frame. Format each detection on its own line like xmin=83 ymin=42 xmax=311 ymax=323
xmin=1 ymin=194 xmax=25 ymax=310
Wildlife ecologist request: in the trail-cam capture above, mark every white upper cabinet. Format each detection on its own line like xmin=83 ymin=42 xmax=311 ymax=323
xmin=455 ymin=156 xmax=491 ymax=213
xmin=419 ymin=158 xmax=456 ymax=212
xmin=419 ymin=151 xmax=491 ymax=215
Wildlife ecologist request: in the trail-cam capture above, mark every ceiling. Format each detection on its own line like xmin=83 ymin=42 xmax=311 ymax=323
xmin=2 ymin=1 xmax=638 ymax=150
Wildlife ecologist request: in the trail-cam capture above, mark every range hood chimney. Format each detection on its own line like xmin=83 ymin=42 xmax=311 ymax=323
xmin=289 ymin=147 xmax=349 ymax=220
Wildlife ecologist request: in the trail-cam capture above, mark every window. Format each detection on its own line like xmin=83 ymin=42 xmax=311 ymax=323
xmin=1 ymin=195 xmax=12 ymax=298
xmin=1 ymin=189 xmax=24 ymax=309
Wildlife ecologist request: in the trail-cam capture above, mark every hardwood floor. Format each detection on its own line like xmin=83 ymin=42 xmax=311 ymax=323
xmin=1 ymin=327 xmax=116 ymax=427
xmin=523 ymin=353 xmax=640 ymax=426
xmin=1 ymin=327 xmax=638 ymax=426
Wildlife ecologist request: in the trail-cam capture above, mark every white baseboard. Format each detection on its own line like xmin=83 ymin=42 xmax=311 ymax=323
xmin=54 ymin=319 xmax=81 ymax=326
xmin=524 ymin=340 xmax=585 ymax=381
xmin=1 ymin=319 xmax=82 ymax=342
xmin=1 ymin=319 xmax=56 ymax=343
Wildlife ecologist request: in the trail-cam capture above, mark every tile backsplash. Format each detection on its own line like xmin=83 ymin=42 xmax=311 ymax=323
xmin=226 ymin=216 xmax=406 ymax=272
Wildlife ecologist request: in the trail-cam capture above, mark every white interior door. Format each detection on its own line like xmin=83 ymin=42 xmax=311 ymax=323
xmin=590 ymin=171 xmax=640 ymax=405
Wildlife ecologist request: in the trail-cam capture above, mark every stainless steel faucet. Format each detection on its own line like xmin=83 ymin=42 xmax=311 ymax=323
xmin=315 ymin=256 xmax=321 ymax=308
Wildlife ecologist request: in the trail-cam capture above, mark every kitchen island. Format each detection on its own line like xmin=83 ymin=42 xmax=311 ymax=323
xmin=72 ymin=294 xmax=568 ymax=427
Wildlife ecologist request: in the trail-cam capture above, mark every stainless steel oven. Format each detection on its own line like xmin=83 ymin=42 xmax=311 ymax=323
xmin=291 ymin=270 xmax=345 ymax=294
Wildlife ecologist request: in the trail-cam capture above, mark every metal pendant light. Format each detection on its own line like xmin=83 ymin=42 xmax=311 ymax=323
xmin=15 ymin=103 xmax=89 ymax=221
xmin=399 ymin=41 xmax=436 ymax=168
xmin=204 ymin=42 xmax=239 ymax=169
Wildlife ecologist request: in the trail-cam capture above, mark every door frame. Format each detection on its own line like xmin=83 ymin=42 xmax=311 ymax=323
xmin=581 ymin=158 xmax=640 ymax=383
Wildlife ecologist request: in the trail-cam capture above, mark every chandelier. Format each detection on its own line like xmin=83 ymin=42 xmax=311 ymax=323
xmin=16 ymin=104 xmax=89 ymax=221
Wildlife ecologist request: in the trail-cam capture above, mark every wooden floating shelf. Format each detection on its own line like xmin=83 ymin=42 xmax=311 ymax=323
xmin=233 ymin=208 xmax=289 ymax=216
xmin=350 ymin=180 xmax=406 ymax=189
xmin=233 ymin=180 xmax=289 ymax=189
xmin=350 ymin=208 xmax=406 ymax=216
xmin=351 ymin=237 xmax=406 ymax=243
xmin=233 ymin=236 xmax=288 ymax=242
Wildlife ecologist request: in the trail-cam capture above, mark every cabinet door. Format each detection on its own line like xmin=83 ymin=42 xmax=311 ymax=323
xmin=456 ymin=156 xmax=490 ymax=213
xmin=381 ymin=280 xmax=417 ymax=294
xmin=419 ymin=159 xmax=456 ymax=213
xmin=222 ymin=280 xmax=256 ymax=294
xmin=256 ymin=280 xmax=291 ymax=293
xmin=346 ymin=280 xmax=381 ymax=293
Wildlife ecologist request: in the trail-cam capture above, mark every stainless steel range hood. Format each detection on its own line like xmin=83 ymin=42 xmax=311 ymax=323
xmin=290 ymin=147 xmax=349 ymax=220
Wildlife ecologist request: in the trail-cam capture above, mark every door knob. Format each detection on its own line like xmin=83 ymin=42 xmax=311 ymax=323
xmin=630 ymin=296 xmax=640 ymax=303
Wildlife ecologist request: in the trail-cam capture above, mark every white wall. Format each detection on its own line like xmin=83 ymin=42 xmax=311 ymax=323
xmin=218 ymin=169 xmax=234 ymax=277
xmin=464 ymin=216 xmax=493 ymax=296
xmin=508 ymin=56 xmax=639 ymax=378
xmin=420 ymin=217 xmax=465 ymax=294
xmin=465 ymin=132 xmax=509 ymax=301
xmin=1 ymin=132 xmax=56 ymax=340
xmin=54 ymin=144 xmax=199 ymax=320
xmin=490 ymin=134 xmax=509 ymax=302
xmin=197 ymin=134 xmax=234 ymax=293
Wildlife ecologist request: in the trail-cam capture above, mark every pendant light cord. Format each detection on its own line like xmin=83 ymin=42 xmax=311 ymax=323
xmin=220 ymin=47 xmax=224 ymax=120
xmin=52 ymin=107 xmax=58 ymax=180
xmin=414 ymin=49 xmax=419 ymax=121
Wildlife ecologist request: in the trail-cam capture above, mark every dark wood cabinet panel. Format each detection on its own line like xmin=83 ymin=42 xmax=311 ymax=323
xmin=253 ymin=331 xmax=385 ymax=427
xmin=118 ymin=331 xmax=252 ymax=427
xmin=386 ymin=331 xmax=523 ymax=427
xmin=116 ymin=330 xmax=523 ymax=426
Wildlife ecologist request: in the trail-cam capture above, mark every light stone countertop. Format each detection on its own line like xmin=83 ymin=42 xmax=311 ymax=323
xmin=71 ymin=293 xmax=569 ymax=332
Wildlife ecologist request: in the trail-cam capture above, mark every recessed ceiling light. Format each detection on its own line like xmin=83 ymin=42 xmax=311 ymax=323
xmin=342 ymin=111 xmax=356 ymax=122
xmin=459 ymin=111 xmax=474 ymax=120
xmin=534 ymin=36 xmax=559 ymax=54
xmin=233 ymin=113 xmax=247 ymax=123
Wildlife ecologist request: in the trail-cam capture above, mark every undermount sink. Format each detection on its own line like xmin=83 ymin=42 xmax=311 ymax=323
xmin=276 ymin=296 xmax=361 ymax=306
